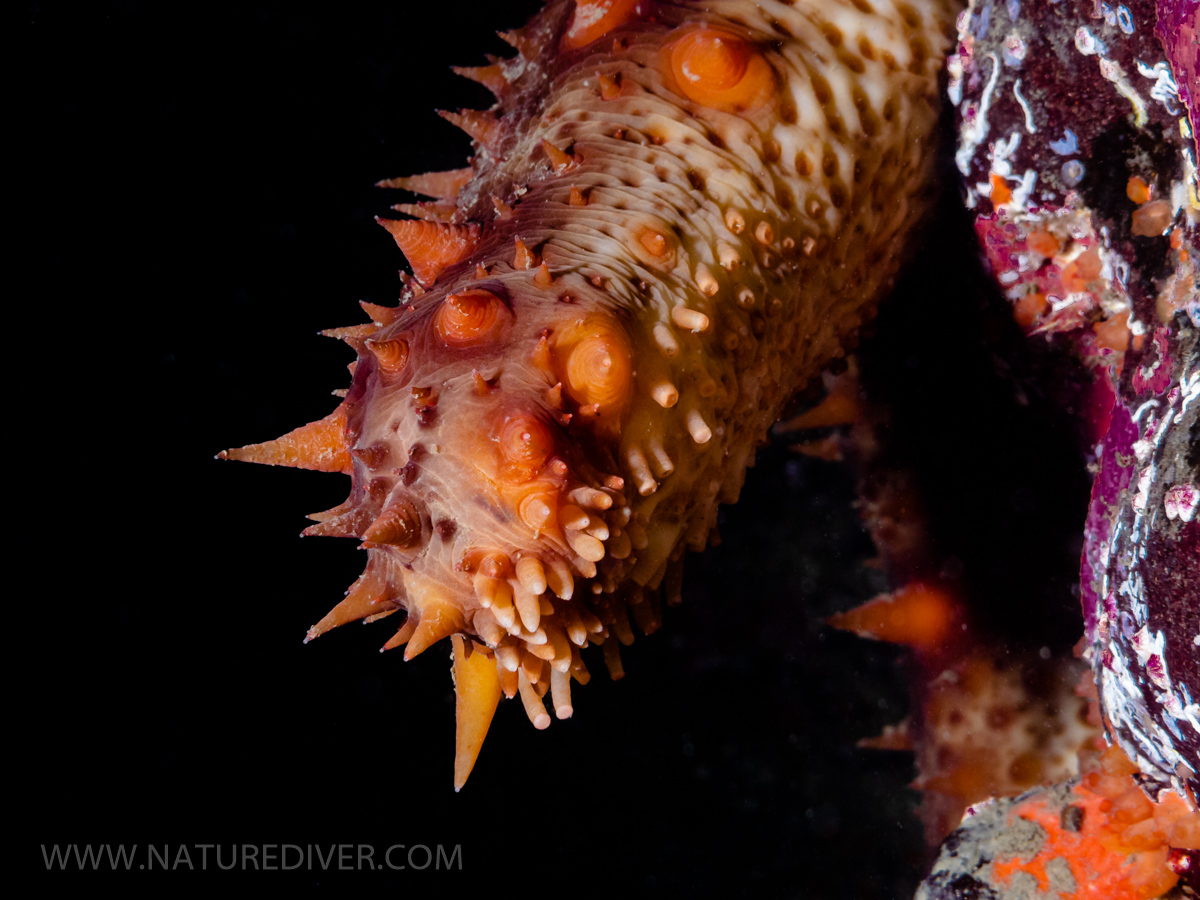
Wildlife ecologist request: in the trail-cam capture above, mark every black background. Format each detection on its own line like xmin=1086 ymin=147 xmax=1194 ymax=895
xmin=18 ymin=2 xmax=1092 ymax=896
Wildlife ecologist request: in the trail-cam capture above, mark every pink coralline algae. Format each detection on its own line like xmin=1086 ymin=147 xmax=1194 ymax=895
xmin=1156 ymin=0 xmax=1199 ymax=157
xmin=920 ymin=0 xmax=1199 ymax=895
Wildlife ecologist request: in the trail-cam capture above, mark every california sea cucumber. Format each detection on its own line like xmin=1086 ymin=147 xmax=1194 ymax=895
xmin=221 ymin=0 xmax=960 ymax=788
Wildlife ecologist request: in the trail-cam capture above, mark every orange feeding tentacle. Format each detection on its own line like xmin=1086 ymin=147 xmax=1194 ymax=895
xmin=376 ymin=219 xmax=480 ymax=286
xmin=366 ymin=337 xmax=410 ymax=374
xmin=434 ymin=289 xmax=509 ymax=348
xmin=561 ymin=0 xmax=642 ymax=50
xmin=667 ymin=28 xmax=776 ymax=113
xmin=219 ymin=406 xmax=352 ymax=474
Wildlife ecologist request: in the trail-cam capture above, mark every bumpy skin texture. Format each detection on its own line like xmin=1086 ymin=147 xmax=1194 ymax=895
xmin=225 ymin=0 xmax=957 ymax=782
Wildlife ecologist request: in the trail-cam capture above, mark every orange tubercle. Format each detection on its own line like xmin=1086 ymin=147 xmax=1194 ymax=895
xmin=667 ymin=28 xmax=775 ymax=113
xmin=562 ymin=0 xmax=642 ymax=50
xmin=553 ymin=315 xmax=635 ymax=424
xmin=495 ymin=412 xmax=555 ymax=483
xmin=362 ymin=497 xmax=422 ymax=548
xmin=376 ymin=218 xmax=479 ymax=286
xmin=434 ymin=289 xmax=509 ymax=348
xmin=367 ymin=337 xmax=410 ymax=373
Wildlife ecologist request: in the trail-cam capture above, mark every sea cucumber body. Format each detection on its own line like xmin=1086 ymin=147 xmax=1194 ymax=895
xmin=226 ymin=0 xmax=957 ymax=779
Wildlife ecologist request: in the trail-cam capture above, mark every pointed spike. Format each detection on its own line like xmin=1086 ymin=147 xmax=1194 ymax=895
xmin=362 ymin=608 xmax=398 ymax=625
xmin=220 ymin=406 xmax=352 ymax=474
xmin=359 ymin=300 xmax=401 ymax=326
xmin=541 ymin=139 xmax=576 ymax=173
xmin=598 ymin=73 xmax=620 ymax=101
xmin=777 ymin=376 xmax=861 ymax=431
xmin=390 ymin=201 xmax=457 ymax=223
xmin=381 ymin=617 xmax=418 ymax=652
xmin=362 ymin=498 xmax=422 ymax=548
xmin=452 ymin=635 xmax=503 ymax=791
xmin=792 ymin=436 xmax=843 ymax=461
xmin=569 ymin=185 xmax=587 ymax=207
xmin=403 ymin=596 xmax=465 ymax=660
xmin=306 ymin=560 xmax=395 ymax=642
xmin=513 ymin=236 xmax=536 ymax=270
xmin=438 ymin=109 xmax=499 ymax=149
xmin=857 ymin=719 xmax=913 ymax=751
xmin=375 ymin=218 xmax=480 ymax=286
xmin=451 ymin=64 xmax=510 ymax=99
xmin=497 ymin=28 xmax=536 ymax=58
xmin=319 ymin=323 xmax=378 ymax=341
xmin=826 ymin=583 xmax=959 ymax=652
xmin=376 ymin=167 xmax=473 ymax=200
xmin=300 ymin=503 xmax=378 ymax=539
xmin=306 ymin=496 xmax=355 ymax=523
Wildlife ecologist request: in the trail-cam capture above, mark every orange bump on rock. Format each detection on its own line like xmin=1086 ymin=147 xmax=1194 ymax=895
xmin=1061 ymin=245 xmax=1102 ymax=293
xmin=562 ymin=0 xmax=642 ymax=50
xmin=434 ymin=289 xmax=508 ymax=348
xmin=668 ymin=28 xmax=775 ymax=113
xmin=1126 ymin=175 xmax=1152 ymax=205
xmin=1013 ymin=291 xmax=1049 ymax=329
xmin=989 ymin=172 xmax=1012 ymax=206
xmin=991 ymin=745 xmax=1199 ymax=900
xmin=1131 ymin=200 xmax=1173 ymax=237
xmin=1093 ymin=311 xmax=1131 ymax=352
xmin=1026 ymin=230 xmax=1060 ymax=257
